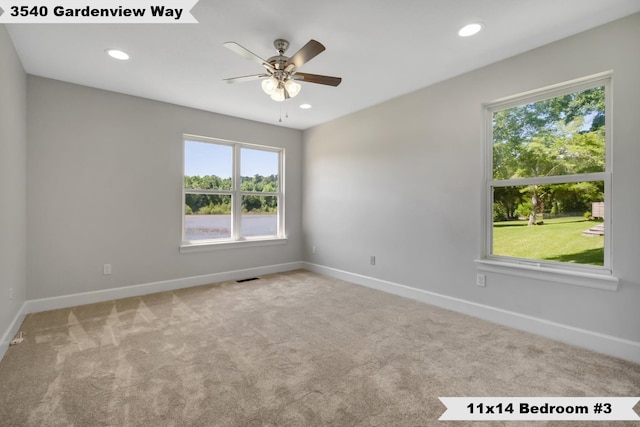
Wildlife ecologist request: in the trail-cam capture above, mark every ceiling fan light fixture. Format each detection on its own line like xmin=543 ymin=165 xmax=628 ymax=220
xmin=261 ymin=76 xmax=278 ymax=95
xmin=284 ymin=79 xmax=301 ymax=98
xmin=270 ymin=87 xmax=285 ymax=102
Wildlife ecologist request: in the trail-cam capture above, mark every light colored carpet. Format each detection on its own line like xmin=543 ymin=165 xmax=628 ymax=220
xmin=0 ymin=270 xmax=638 ymax=426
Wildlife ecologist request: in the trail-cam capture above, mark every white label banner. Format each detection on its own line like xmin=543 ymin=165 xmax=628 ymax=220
xmin=0 ymin=0 xmax=199 ymax=23
xmin=439 ymin=397 xmax=640 ymax=421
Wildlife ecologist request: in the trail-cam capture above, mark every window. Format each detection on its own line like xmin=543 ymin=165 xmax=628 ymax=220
xmin=479 ymin=73 xmax=617 ymax=288
xmin=182 ymin=134 xmax=284 ymax=249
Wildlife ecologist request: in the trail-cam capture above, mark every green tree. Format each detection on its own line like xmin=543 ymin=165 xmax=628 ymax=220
xmin=492 ymin=86 xmax=605 ymax=223
xmin=185 ymin=174 xmax=278 ymax=215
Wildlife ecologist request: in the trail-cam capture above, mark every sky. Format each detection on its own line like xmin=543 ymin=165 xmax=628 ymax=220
xmin=184 ymin=140 xmax=278 ymax=177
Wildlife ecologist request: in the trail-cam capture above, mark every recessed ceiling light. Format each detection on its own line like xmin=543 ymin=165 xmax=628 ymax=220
xmin=458 ymin=23 xmax=483 ymax=37
xmin=300 ymin=104 xmax=312 ymax=109
xmin=106 ymin=49 xmax=129 ymax=60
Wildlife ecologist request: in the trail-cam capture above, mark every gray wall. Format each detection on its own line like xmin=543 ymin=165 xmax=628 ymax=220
xmin=27 ymin=77 xmax=303 ymax=299
xmin=303 ymin=14 xmax=640 ymax=342
xmin=0 ymin=26 xmax=27 ymax=339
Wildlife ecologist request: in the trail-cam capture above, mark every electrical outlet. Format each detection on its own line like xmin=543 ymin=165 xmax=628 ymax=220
xmin=476 ymin=273 xmax=486 ymax=287
xmin=103 ymin=264 xmax=112 ymax=275
xmin=370 ymin=256 xmax=376 ymax=266
xmin=312 ymin=245 xmax=316 ymax=254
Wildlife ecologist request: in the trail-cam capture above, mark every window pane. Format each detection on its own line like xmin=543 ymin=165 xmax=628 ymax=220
xmin=184 ymin=141 xmax=232 ymax=190
xmin=492 ymin=182 xmax=604 ymax=266
xmin=241 ymin=195 xmax=278 ymax=237
xmin=240 ymin=148 xmax=279 ymax=192
xmin=492 ymin=86 xmax=605 ymax=180
xmin=184 ymin=194 xmax=232 ymax=240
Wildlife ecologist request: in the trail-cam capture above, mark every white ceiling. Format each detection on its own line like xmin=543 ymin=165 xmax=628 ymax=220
xmin=7 ymin=0 xmax=640 ymax=130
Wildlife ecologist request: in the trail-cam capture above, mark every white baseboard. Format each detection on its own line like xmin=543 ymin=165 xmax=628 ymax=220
xmin=0 ymin=261 xmax=303 ymax=361
xmin=0 ymin=303 xmax=28 ymax=362
xmin=24 ymin=261 xmax=304 ymax=314
xmin=4 ymin=260 xmax=638 ymax=365
xmin=303 ymin=262 xmax=640 ymax=365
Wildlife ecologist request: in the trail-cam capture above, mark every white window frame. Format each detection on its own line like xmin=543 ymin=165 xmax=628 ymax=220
xmin=180 ymin=134 xmax=286 ymax=253
xmin=476 ymin=72 xmax=619 ymax=291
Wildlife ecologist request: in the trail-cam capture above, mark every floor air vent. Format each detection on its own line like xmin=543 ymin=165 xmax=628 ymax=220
xmin=236 ymin=277 xmax=259 ymax=283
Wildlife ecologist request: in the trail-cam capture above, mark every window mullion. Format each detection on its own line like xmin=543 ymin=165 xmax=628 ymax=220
xmin=278 ymin=148 xmax=284 ymax=236
xmin=241 ymin=191 xmax=278 ymax=196
xmin=185 ymin=189 xmax=233 ymax=196
xmin=232 ymin=144 xmax=241 ymax=240
xmin=491 ymin=172 xmax=609 ymax=187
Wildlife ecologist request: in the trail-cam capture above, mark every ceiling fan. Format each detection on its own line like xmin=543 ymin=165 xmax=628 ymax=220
xmin=223 ymin=38 xmax=342 ymax=102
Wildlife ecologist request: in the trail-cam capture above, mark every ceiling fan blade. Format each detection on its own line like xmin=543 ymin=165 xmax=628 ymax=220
xmin=294 ymin=72 xmax=342 ymax=87
xmin=284 ymin=40 xmax=326 ymax=72
xmin=224 ymin=42 xmax=275 ymax=72
xmin=224 ymin=73 xmax=268 ymax=84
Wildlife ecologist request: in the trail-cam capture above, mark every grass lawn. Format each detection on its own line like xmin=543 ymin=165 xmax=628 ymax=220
xmin=493 ymin=216 xmax=604 ymax=266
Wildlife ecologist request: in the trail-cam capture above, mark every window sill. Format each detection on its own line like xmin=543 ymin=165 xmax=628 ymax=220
xmin=180 ymin=236 xmax=288 ymax=253
xmin=474 ymin=259 xmax=619 ymax=291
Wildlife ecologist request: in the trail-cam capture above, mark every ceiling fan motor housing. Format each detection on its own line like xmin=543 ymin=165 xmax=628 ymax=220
xmin=267 ymin=40 xmax=291 ymax=72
